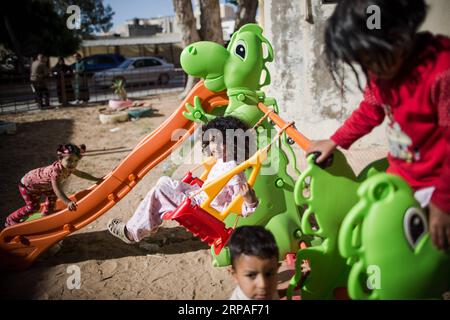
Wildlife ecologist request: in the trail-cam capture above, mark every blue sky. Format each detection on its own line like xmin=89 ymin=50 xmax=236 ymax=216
xmin=104 ymin=0 xmax=229 ymax=29
xmin=104 ymin=0 xmax=174 ymax=26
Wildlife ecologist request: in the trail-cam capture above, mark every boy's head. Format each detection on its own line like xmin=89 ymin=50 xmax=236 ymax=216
xmin=325 ymin=0 xmax=427 ymax=86
xmin=229 ymin=226 xmax=280 ymax=300
xmin=201 ymin=116 xmax=253 ymax=162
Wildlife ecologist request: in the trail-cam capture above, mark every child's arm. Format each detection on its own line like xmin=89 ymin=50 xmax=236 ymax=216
xmin=238 ymin=183 xmax=259 ymax=217
xmin=240 ymin=183 xmax=258 ymax=205
xmin=72 ymin=169 xmax=103 ymax=182
xmin=51 ymin=178 xmax=77 ymax=211
xmin=429 ymin=71 xmax=450 ymax=251
xmin=307 ymin=87 xmax=385 ymax=163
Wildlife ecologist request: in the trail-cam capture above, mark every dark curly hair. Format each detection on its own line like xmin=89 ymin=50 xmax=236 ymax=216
xmin=57 ymin=143 xmax=86 ymax=160
xmin=201 ymin=116 xmax=254 ymax=162
xmin=229 ymin=226 xmax=279 ymax=269
xmin=325 ymin=0 xmax=428 ymax=90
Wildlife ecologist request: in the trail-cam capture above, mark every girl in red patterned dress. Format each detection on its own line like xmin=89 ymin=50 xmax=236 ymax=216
xmin=5 ymin=144 xmax=102 ymax=227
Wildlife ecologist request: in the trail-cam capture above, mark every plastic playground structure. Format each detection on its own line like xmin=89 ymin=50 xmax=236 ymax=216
xmin=1 ymin=24 xmax=448 ymax=300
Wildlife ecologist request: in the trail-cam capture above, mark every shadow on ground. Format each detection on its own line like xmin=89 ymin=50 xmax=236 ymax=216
xmin=0 ymin=119 xmax=74 ymax=221
xmin=0 ymin=225 xmax=210 ymax=299
xmin=36 ymin=226 xmax=210 ymax=267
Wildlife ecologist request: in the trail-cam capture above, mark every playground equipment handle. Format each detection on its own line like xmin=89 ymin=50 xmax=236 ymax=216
xmin=311 ymin=151 xmax=334 ymax=169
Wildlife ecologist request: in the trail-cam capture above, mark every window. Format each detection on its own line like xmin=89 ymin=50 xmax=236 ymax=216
xmin=133 ymin=60 xmax=146 ymax=68
xmin=146 ymin=59 xmax=162 ymax=67
xmin=97 ymin=56 xmax=115 ymax=64
xmin=85 ymin=58 xmax=96 ymax=66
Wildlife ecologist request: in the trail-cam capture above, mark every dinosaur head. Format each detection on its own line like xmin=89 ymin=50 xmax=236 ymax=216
xmin=339 ymin=174 xmax=450 ymax=299
xmin=180 ymin=41 xmax=229 ymax=92
xmin=224 ymin=23 xmax=273 ymax=90
xmin=180 ymin=23 xmax=273 ymax=92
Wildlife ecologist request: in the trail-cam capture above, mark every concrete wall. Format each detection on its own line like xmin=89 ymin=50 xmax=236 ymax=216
xmin=421 ymin=0 xmax=450 ymax=36
xmin=261 ymin=0 xmax=450 ymax=148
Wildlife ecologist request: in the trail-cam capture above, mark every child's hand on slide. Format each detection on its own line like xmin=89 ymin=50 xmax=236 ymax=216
xmin=240 ymin=183 xmax=258 ymax=206
xmin=67 ymin=201 xmax=78 ymax=211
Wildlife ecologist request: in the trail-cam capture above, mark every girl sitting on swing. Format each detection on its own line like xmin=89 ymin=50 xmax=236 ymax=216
xmin=107 ymin=116 xmax=259 ymax=243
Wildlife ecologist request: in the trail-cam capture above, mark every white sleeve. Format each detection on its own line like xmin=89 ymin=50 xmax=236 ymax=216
xmin=242 ymin=199 xmax=259 ymax=217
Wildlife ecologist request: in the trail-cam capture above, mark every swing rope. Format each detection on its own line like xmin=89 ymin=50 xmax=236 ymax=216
xmin=252 ymin=108 xmax=275 ymax=130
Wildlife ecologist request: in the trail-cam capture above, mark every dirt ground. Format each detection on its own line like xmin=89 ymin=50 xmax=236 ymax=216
xmin=0 ymin=93 xmax=387 ymax=300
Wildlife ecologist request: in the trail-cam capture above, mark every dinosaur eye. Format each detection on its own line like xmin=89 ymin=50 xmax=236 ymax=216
xmin=235 ymin=41 xmax=246 ymax=60
xmin=403 ymin=207 xmax=428 ymax=249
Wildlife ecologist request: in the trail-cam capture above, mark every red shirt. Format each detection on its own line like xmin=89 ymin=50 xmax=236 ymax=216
xmin=331 ymin=33 xmax=450 ymax=212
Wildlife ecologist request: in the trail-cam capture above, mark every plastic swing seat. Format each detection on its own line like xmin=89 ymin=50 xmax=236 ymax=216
xmin=180 ymin=171 xmax=204 ymax=187
xmin=163 ymin=146 xmax=269 ymax=256
xmin=163 ymin=170 xmax=233 ymax=255
xmin=163 ymin=198 xmax=234 ymax=255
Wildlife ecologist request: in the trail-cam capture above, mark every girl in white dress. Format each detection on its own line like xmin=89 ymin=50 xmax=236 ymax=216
xmin=108 ymin=116 xmax=259 ymax=243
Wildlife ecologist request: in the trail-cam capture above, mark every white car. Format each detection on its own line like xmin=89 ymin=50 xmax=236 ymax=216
xmin=92 ymin=56 xmax=175 ymax=87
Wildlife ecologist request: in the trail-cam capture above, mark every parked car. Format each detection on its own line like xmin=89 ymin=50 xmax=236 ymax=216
xmin=92 ymin=56 xmax=174 ymax=87
xmin=71 ymin=54 xmax=126 ymax=74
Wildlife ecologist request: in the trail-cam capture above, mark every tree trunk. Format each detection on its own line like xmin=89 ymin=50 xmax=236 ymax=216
xmin=173 ymin=0 xmax=201 ymax=47
xmin=234 ymin=0 xmax=258 ymax=32
xmin=199 ymin=0 xmax=224 ymax=45
xmin=174 ymin=0 xmax=225 ymax=99
xmin=173 ymin=0 xmax=202 ymax=99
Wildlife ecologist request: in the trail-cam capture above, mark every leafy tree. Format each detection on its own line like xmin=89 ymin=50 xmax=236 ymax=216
xmin=1 ymin=0 xmax=114 ymax=73
xmin=1 ymin=0 xmax=80 ymax=73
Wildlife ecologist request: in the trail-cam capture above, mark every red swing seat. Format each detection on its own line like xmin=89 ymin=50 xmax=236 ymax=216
xmin=163 ymin=172 xmax=234 ymax=255
xmin=180 ymin=171 xmax=204 ymax=187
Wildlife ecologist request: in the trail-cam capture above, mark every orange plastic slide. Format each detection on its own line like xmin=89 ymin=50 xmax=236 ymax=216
xmin=0 ymin=81 xmax=228 ymax=270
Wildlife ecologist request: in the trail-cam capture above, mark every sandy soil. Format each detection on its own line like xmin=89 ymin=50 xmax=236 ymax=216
xmin=0 ymin=93 xmax=387 ymax=300
xmin=0 ymin=93 xmax=241 ymax=299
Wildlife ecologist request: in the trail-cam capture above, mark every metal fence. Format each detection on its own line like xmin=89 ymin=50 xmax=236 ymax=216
xmin=0 ymin=68 xmax=187 ymax=114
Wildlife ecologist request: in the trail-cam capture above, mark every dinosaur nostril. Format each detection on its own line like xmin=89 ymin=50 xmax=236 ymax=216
xmin=188 ymin=46 xmax=197 ymax=55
